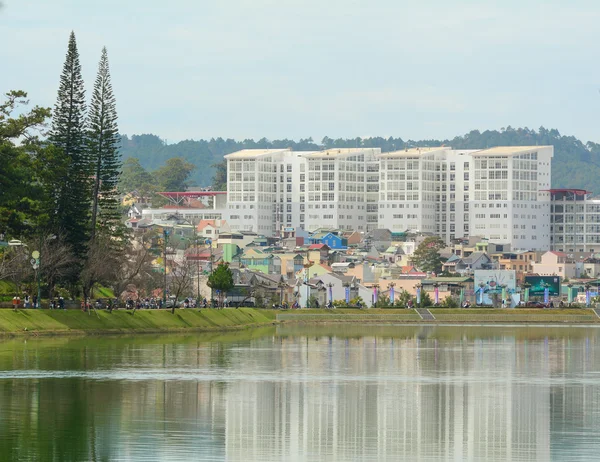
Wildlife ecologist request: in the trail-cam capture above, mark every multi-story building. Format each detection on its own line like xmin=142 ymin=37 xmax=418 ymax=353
xmin=225 ymin=146 xmax=553 ymax=250
xmin=549 ymin=188 xmax=600 ymax=253
xmin=303 ymin=148 xmax=380 ymax=233
xmin=225 ymin=148 xmax=380 ymax=235
xmin=225 ymin=149 xmax=315 ymax=235
xmin=378 ymin=146 xmax=553 ymax=250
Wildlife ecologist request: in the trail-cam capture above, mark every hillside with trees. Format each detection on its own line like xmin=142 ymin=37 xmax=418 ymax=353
xmin=119 ymin=127 xmax=600 ymax=195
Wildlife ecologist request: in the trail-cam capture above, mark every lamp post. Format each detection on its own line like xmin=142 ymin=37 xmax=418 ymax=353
xmin=206 ymin=238 xmax=213 ymax=303
xmin=163 ymin=228 xmax=170 ymax=307
xmin=433 ymin=282 xmax=440 ymax=306
xmin=33 ymin=234 xmax=56 ymax=309
xmin=585 ymin=283 xmax=592 ymax=307
xmin=327 ymin=282 xmax=333 ymax=305
xmin=458 ymin=283 xmax=465 ymax=307
xmin=478 ymin=282 xmax=485 ymax=305
xmin=500 ymin=284 xmax=507 ymax=308
xmin=567 ymin=283 xmax=574 ymax=304
xmin=522 ymin=282 xmax=531 ymax=305
xmin=303 ymin=261 xmax=312 ymax=308
xmin=295 ymin=279 xmax=302 ymax=308
xmin=388 ymin=282 xmax=396 ymax=305
xmin=279 ymin=281 xmax=286 ymax=306
xmin=343 ymin=281 xmax=351 ymax=305
xmin=373 ymin=284 xmax=379 ymax=306
xmin=415 ymin=283 xmax=422 ymax=308
xmin=543 ymin=283 xmax=551 ymax=306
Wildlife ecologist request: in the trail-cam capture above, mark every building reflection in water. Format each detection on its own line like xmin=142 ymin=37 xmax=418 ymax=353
xmin=0 ymin=327 xmax=599 ymax=461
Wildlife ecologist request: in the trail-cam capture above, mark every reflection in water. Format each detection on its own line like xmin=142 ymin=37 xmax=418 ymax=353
xmin=0 ymin=326 xmax=599 ymax=461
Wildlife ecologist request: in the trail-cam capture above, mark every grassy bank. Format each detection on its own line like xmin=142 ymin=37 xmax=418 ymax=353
xmin=0 ymin=308 xmax=277 ymax=336
xmin=1 ymin=307 xmax=598 ymax=336
xmin=273 ymin=308 xmax=600 ymax=324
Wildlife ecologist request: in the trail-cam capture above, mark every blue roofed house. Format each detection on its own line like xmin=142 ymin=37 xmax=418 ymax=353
xmin=307 ymin=229 xmax=347 ymax=250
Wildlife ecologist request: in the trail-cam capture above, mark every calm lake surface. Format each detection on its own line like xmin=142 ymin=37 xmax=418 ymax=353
xmin=1 ymin=324 xmax=600 ymax=461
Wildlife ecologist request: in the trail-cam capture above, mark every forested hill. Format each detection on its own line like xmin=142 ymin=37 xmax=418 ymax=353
xmin=119 ymin=127 xmax=600 ymax=194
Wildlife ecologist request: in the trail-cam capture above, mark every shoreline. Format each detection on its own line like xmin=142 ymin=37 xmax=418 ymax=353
xmin=0 ymin=307 xmax=599 ymax=336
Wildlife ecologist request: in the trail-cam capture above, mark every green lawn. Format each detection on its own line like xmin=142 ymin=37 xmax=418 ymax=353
xmin=0 ymin=308 xmax=276 ymax=335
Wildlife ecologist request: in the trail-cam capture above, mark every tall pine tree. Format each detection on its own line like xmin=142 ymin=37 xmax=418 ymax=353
xmin=48 ymin=31 xmax=91 ymax=256
xmin=87 ymin=47 xmax=121 ymax=240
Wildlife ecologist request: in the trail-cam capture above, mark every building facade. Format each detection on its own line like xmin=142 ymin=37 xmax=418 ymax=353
xmin=225 ymin=148 xmax=380 ymax=235
xmin=224 ymin=146 xmax=553 ymax=250
xmin=549 ymin=188 xmax=600 ymax=253
xmin=377 ymin=146 xmax=553 ymax=250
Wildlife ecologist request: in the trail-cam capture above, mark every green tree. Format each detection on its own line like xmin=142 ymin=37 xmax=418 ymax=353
xmin=153 ymin=157 xmax=195 ymax=191
xmin=411 ymin=236 xmax=446 ymax=273
xmin=118 ymin=157 xmax=154 ymax=196
xmin=207 ymin=263 xmax=234 ymax=305
xmin=87 ymin=47 xmax=121 ymax=240
xmin=48 ymin=31 xmax=91 ymax=256
xmin=211 ymin=160 xmax=227 ymax=191
xmin=0 ymin=90 xmax=51 ymax=142
xmin=0 ymin=91 xmax=52 ymax=237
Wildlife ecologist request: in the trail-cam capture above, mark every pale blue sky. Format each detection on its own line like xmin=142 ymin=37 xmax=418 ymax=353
xmin=1 ymin=0 xmax=599 ymax=143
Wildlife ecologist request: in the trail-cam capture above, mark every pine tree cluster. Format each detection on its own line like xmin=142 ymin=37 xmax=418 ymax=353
xmin=49 ymin=32 xmax=121 ymax=255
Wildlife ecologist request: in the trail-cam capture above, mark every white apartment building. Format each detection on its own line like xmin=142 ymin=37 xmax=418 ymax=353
xmin=225 ymin=149 xmax=307 ymax=235
xmin=303 ymin=148 xmax=380 ymax=233
xmin=378 ymin=146 xmax=553 ymax=250
xmin=550 ymin=188 xmax=600 ymax=253
xmin=225 ymin=148 xmax=380 ymax=235
xmin=225 ymin=146 xmax=553 ymax=250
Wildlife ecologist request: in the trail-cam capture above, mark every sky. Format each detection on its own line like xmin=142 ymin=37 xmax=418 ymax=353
xmin=1 ymin=0 xmax=600 ymax=144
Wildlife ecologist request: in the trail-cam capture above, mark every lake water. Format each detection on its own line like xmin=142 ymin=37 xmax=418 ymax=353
xmin=1 ymin=324 xmax=600 ymax=461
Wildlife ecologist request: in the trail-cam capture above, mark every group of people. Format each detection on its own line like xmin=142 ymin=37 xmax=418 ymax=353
xmin=12 ymin=294 xmax=40 ymax=309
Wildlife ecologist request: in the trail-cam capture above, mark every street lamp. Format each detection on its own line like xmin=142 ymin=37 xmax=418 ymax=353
xmin=279 ymin=281 xmax=286 ymax=306
xmin=387 ymin=282 xmax=396 ymax=305
xmin=567 ymin=283 xmax=574 ymax=305
xmin=478 ymin=282 xmax=486 ymax=306
xmin=163 ymin=228 xmax=170 ymax=307
xmin=303 ymin=261 xmax=312 ymax=308
xmin=373 ymin=283 xmax=379 ymax=306
xmin=433 ymin=282 xmax=440 ymax=306
xmin=414 ymin=283 xmax=422 ymax=308
xmin=585 ymin=283 xmax=592 ymax=307
xmin=343 ymin=281 xmax=351 ymax=305
xmin=33 ymin=234 xmax=56 ymax=309
xmin=327 ymin=282 xmax=333 ymax=305
xmin=206 ymin=238 xmax=213 ymax=303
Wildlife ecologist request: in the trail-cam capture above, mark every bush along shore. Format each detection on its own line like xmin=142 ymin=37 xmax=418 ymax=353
xmin=0 ymin=308 xmax=278 ymax=336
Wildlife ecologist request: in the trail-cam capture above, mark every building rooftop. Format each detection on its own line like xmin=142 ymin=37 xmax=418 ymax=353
xmin=224 ymin=149 xmax=290 ymax=159
xmin=301 ymin=148 xmax=380 ymax=158
xmin=471 ymin=146 xmax=552 ymax=156
xmin=377 ymin=147 xmax=447 ymax=158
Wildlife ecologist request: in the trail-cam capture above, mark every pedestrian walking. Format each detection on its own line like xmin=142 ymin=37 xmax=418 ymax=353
xmin=24 ymin=294 xmax=30 ymax=308
xmin=12 ymin=296 xmax=18 ymax=311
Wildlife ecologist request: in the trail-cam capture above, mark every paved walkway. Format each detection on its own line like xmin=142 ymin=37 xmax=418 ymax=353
xmin=416 ymin=308 xmax=435 ymax=320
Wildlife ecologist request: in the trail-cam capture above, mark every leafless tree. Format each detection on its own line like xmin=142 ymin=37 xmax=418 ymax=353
xmin=80 ymin=232 xmax=120 ymax=303
xmin=0 ymin=245 xmax=32 ymax=296
xmin=110 ymin=231 xmax=157 ymax=301
xmin=40 ymin=233 xmax=77 ymax=298
xmin=168 ymin=260 xmax=195 ymax=313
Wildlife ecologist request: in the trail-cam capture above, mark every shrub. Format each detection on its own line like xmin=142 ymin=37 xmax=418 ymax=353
xmin=441 ymin=295 xmax=459 ymax=308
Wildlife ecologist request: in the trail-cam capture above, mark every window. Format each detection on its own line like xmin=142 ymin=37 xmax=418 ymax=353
xmin=287 ymin=164 xmax=292 ymax=172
